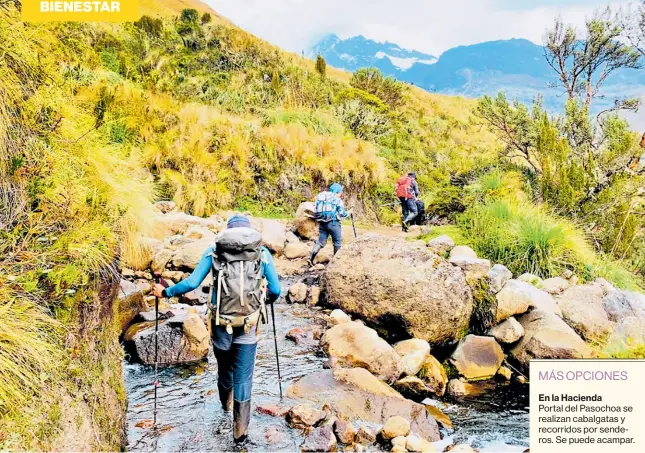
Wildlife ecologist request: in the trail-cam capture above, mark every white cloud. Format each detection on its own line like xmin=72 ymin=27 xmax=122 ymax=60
xmin=206 ymin=0 xmax=629 ymax=56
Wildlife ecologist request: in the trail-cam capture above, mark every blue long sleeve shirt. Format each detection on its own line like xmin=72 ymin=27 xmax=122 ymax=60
xmin=165 ymin=245 xmax=282 ymax=304
xmin=411 ymin=180 xmax=420 ymax=197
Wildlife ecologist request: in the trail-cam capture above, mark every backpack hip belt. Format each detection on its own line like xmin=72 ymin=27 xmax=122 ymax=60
xmin=214 ymin=309 xmax=263 ymax=334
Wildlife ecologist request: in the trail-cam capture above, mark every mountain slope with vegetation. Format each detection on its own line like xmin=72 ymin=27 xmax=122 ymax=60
xmin=1 ymin=0 xmax=644 ymax=449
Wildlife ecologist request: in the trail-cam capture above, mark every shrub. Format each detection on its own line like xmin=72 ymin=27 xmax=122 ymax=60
xmin=180 ymin=8 xmax=199 ymax=23
xmin=315 ymin=54 xmax=326 ymax=78
xmin=334 ymin=99 xmax=390 ymax=141
xmin=135 ymin=15 xmax=163 ymax=38
xmin=350 ymin=67 xmax=405 ymax=109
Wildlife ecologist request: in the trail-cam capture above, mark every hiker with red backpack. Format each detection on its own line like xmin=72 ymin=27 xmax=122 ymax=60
xmin=151 ymin=214 xmax=281 ymax=444
xmin=396 ymin=172 xmax=420 ymax=232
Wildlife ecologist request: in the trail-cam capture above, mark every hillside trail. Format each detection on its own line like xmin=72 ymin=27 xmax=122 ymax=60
xmin=124 ymin=218 xmax=528 ymax=452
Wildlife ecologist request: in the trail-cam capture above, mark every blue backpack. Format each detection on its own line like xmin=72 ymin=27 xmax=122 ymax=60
xmin=314 ymin=191 xmax=338 ymax=223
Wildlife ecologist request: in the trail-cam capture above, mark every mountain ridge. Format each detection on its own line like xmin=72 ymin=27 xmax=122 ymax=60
xmin=312 ymin=34 xmax=645 ymax=115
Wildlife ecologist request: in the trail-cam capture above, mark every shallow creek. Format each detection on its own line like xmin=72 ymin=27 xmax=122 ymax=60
xmin=124 ymin=280 xmax=529 ymax=452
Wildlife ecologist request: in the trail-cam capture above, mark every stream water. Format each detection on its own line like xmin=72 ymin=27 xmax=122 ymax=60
xmin=124 ymin=281 xmax=530 ymax=452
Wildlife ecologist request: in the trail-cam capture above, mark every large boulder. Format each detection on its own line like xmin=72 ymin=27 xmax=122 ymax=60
xmin=511 ymin=310 xmax=592 ymax=368
xmin=117 ymin=292 xmax=147 ymax=335
xmin=171 ymin=238 xmax=211 ymax=270
xmin=324 ymin=236 xmax=473 ymax=344
xmin=556 ymin=283 xmax=614 ymax=342
xmin=284 ymin=241 xmax=310 ymax=260
xmin=393 ymin=339 xmax=431 ymax=377
xmin=329 ymin=309 xmax=351 ymax=325
xmin=295 ymin=202 xmax=318 ymax=240
xmin=183 ymin=225 xmax=217 ymax=242
xmin=155 ymin=211 xmax=223 ymax=235
xmin=124 ymin=312 xmax=209 ymax=365
xmin=180 ymin=283 xmax=210 ymax=305
xmin=393 ymin=376 xmax=432 ymax=401
xmin=448 ymin=257 xmax=491 ymax=280
xmin=518 ymin=273 xmax=543 ymax=287
xmin=288 ymin=282 xmax=309 ymax=304
xmin=449 ymin=246 xmax=477 ymax=259
xmin=287 ymin=405 xmax=326 ymax=428
xmin=151 ymin=248 xmax=174 ymax=273
xmin=286 ymin=231 xmax=300 ymax=243
xmin=450 ymin=335 xmax=504 ymax=380
xmin=495 ymin=280 xmax=560 ymax=322
xmin=418 ymin=355 xmax=447 ymax=397
xmin=486 ymin=264 xmax=512 ymax=294
xmin=427 ymin=235 xmax=455 ymax=255
xmin=541 ymin=277 xmax=570 ymax=295
xmin=287 ymin=368 xmax=441 ymax=442
xmin=380 ymin=416 xmax=410 ymax=440
xmin=314 ymin=246 xmax=334 ymax=264
xmin=603 ymin=290 xmax=645 ymax=321
xmin=321 ymin=321 xmax=402 ymax=381
xmin=405 ymin=435 xmax=438 ymax=453
xmin=256 ymin=218 xmax=287 ymax=255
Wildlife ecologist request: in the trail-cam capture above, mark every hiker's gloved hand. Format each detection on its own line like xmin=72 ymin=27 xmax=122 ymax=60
xmin=152 ymin=284 xmax=165 ymax=298
xmin=346 ymin=209 xmax=354 ymax=216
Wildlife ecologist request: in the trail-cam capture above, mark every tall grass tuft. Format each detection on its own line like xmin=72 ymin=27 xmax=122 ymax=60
xmin=0 ymin=296 xmax=61 ymax=415
xmin=459 ymin=170 xmax=642 ymax=289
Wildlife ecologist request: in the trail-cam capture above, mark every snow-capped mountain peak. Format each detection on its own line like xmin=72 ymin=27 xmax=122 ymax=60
xmin=310 ymin=33 xmax=437 ymax=73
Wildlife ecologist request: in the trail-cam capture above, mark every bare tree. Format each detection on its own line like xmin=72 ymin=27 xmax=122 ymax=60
xmin=622 ymin=0 xmax=645 ymax=58
xmin=544 ymin=8 xmax=642 ymax=109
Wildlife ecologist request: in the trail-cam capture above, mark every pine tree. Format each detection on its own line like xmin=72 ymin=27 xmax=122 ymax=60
xmin=315 ymin=54 xmax=327 ymax=78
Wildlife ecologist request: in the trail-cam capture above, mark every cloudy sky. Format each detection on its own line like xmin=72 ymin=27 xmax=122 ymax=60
xmin=206 ymin=0 xmax=629 ymax=56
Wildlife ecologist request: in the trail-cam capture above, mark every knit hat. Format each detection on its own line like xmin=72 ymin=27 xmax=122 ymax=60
xmin=329 ymin=183 xmax=343 ymax=194
xmin=408 ymin=172 xmax=417 ymax=179
xmin=227 ymin=214 xmax=251 ymax=229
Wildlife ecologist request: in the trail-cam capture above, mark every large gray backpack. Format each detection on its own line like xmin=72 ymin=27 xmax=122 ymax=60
xmin=211 ymin=227 xmax=267 ymax=333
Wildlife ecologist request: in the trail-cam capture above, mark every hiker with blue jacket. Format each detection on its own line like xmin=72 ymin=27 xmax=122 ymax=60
xmin=152 ymin=214 xmax=281 ymax=443
xmin=309 ymin=183 xmax=352 ymax=265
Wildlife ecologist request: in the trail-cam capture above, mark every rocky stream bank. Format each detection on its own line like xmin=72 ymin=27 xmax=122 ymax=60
xmin=119 ymin=201 xmax=645 ymax=452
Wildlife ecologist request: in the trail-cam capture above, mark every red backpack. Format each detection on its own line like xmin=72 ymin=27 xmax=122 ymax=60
xmin=396 ymin=176 xmax=414 ymax=199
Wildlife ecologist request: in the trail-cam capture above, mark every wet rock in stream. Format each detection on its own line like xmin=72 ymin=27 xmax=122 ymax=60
xmin=287 ymin=368 xmax=441 ymax=442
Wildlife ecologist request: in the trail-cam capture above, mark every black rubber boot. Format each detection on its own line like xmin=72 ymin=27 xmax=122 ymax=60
xmin=233 ymin=400 xmax=251 ymax=443
xmin=333 ymin=245 xmax=341 ymax=255
xmin=218 ymin=383 xmax=233 ymax=413
xmin=309 ymin=243 xmax=322 ymax=266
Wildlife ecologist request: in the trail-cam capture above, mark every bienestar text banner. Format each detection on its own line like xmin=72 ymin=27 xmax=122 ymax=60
xmin=22 ymin=1 xmax=139 ymax=22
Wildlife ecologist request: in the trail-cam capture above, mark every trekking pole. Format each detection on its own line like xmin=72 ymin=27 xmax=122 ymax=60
xmin=269 ymin=302 xmax=283 ymax=399
xmin=350 ymin=213 xmax=358 ymax=239
xmin=152 ymin=272 xmax=164 ymax=426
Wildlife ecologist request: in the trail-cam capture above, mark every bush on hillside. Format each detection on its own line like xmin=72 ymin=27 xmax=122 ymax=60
xmin=135 ymin=15 xmax=164 ymax=38
xmin=457 ymin=170 xmax=642 ymax=289
xmin=350 ymin=67 xmax=406 ymax=109
xmin=477 ymin=94 xmax=645 ymax=269
xmin=315 ymin=54 xmax=326 ymax=78
xmin=334 ymin=99 xmax=390 ymax=141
